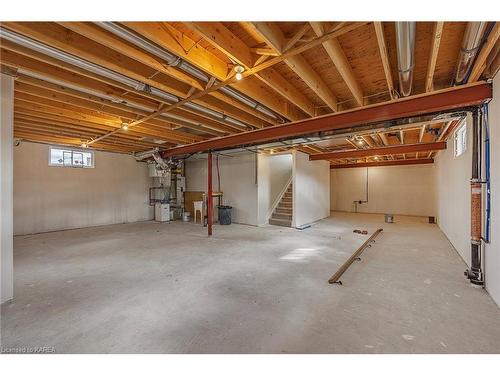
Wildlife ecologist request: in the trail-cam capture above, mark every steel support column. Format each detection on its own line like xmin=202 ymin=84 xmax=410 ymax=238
xmin=207 ymin=151 xmax=213 ymax=236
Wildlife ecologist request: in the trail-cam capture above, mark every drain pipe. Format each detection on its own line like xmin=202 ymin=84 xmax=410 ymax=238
xmin=395 ymin=22 xmax=416 ymax=97
xmin=465 ymin=108 xmax=484 ymax=285
xmin=455 ymin=22 xmax=488 ymax=85
xmin=353 ymin=167 xmax=369 ymax=213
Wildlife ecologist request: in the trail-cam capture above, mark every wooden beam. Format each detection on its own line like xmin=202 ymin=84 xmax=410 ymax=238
xmin=468 ymin=22 xmax=500 ymax=83
xmin=310 ymin=142 xmax=446 ymax=160
xmin=250 ymin=47 xmax=279 ymax=56
xmin=378 ymin=132 xmax=389 ymax=146
xmin=185 ymin=22 xmax=316 ymax=117
xmin=250 ymin=22 xmax=338 ymax=112
xmin=185 ymin=22 xmax=255 ymax=68
xmin=399 ymin=130 xmax=405 ymax=144
xmin=419 ymin=124 xmax=426 ymax=143
xmin=58 ymin=22 xmax=205 ymax=91
xmin=374 ymin=22 xmax=396 ymax=99
xmin=425 ymin=22 xmax=444 ymax=92
xmin=123 ymin=22 xmax=303 ymax=122
xmin=160 ymin=82 xmax=492 ymax=157
xmin=330 ymin=158 xmax=434 ymax=169
xmin=105 ymin=21 xmax=367 ymax=132
xmin=310 ymin=22 xmax=364 ymax=106
xmin=254 ymin=68 xmax=316 ymax=116
xmin=283 ymin=23 xmax=311 ymax=52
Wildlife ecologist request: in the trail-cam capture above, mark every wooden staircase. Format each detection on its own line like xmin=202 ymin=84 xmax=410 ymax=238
xmin=269 ymin=183 xmax=292 ymax=227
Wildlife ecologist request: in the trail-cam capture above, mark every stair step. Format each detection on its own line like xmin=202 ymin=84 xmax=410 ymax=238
xmin=281 ymin=198 xmax=292 ymax=204
xmin=279 ymin=203 xmax=292 ymax=208
xmin=269 ymin=218 xmax=292 ymax=227
xmin=272 ymin=213 xmax=292 ymax=220
xmin=276 ymin=207 xmax=292 ymax=214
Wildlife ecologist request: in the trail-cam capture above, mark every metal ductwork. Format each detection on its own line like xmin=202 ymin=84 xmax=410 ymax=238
xmin=395 ymin=22 xmax=416 ymax=97
xmin=455 ymin=22 xmax=488 ymax=85
xmin=0 ymin=27 xmax=252 ymax=130
xmin=96 ymin=22 xmax=279 ymax=120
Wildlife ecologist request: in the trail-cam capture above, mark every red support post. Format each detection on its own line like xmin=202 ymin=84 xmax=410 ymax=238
xmin=207 ymin=151 xmax=213 ymax=236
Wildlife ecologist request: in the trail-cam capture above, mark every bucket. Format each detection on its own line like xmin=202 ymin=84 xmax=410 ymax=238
xmin=384 ymin=213 xmax=394 ymax=223
xmin=182 ymin=212 xmax=191 ymax=222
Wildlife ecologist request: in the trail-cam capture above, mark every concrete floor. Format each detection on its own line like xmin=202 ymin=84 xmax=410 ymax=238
xmin=1 ymin=212 xmax=500 ymax=353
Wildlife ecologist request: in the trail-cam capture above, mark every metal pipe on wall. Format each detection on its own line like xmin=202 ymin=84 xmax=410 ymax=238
xmin=466 ymin=108 xmax=484 ymax=285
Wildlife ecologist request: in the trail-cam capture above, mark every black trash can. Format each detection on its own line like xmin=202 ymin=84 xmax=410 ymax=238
xmin=217 ymin=205 xmax=232 ymax=225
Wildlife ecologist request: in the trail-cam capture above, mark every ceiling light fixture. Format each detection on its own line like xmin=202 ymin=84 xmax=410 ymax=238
xmin=234 ymin=65 xmax=245 ymax=81
xmin=122 ymin=122 xmax=129 ymax=131
xmin=357 ymin=139 xmax=364 ymax=145
xmin=81 ymin=142 xmax=88 ymax=148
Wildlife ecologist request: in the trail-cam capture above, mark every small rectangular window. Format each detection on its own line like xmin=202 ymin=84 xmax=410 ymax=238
xmin=49 ymin=146 xmax=94 ymax=168
xmin=454 ymin=121 xmax=467 ymax=158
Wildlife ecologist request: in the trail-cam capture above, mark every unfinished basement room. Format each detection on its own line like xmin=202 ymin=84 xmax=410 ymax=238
xmin=1 ymin=5 xmax=500 ymax=366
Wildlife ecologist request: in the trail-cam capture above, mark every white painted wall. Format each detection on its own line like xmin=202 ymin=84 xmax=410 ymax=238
xmin=484 ymin=74 xmax=500 ymax=307
xmin=292 ymin=151 xmax=330 ymax=228
xmin=331 ymin=164 xmax=437 ymax=217
xmin=1 ymin=73 xmax=14 ymax=303
xmin=186 ymin=152 xmax=259 ymax=225
xmin=435 ymin=115 xmax=472 ymax=266
xmin=434 ymin=75 xmax=500 ymax=307
xmin=257 ymin=153 xmax=292 ymax=225
xmin=14 ymin=142 xmax=153 ymax=235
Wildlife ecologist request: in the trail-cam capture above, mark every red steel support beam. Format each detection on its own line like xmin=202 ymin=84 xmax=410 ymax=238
xmin=207 ymin=152 xmax=213 ymax=236
xmin=311 ymin=141 xmax=446 ymax=160
xmin=330 ymin=158 xmax=434 ymax=169
xmin=161 ymin=82 xmax=492 ymax=158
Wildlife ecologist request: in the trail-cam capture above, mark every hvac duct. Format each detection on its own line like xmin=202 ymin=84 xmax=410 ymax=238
xmin=395 ymin=22 xmax=416 ymax=97
xmin=96 ymin=22 xmax=278 ymax=120
xmin=455 ymin=22 xmax=488 ymax=85
xmin=1 ymin=27 xmax=253 ymax=130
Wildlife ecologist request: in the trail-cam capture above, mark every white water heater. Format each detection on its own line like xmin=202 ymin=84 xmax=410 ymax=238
xmin=155 ymin=203 xmax=170 ymax=222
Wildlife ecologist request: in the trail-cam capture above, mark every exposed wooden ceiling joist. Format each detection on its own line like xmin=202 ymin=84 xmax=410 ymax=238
xmin=249 ymin=22 xmax=339 ymax=112
xmin=310 ymin=22 xmax=364 ymax=106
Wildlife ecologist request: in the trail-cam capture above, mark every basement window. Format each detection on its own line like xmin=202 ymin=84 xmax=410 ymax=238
xmin=454 ymin=122 xmax=467 ymax=158
xmin=49 ymin=146 xmax=94 ymax=168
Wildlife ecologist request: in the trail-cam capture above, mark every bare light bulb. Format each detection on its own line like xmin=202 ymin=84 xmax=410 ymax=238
xmin=357 ymin=140 xmax=364 ymax=145
xmin=81 ymin=143 xmax=88 ymax=148
xmin=234 ymin=65 xmax=244 ymax=81
xmin=122 ymin=123 xmax=129 ymax=131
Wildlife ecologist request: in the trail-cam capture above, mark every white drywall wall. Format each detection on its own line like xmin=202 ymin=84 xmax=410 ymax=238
xmin=185 ymin=152 xmax=259 ymax=225
xmin=257 ymin=153 xmax=292 ymax=225
xmin=292 ymin=151 xmax=330 ymax=228
xmin=13 ymin=142 xmax=153 ymax=235
xmin=484 ymin=73 xmax=500 ymax=307
xmin=1 ymin=73 xmax=14 ymax=303
xmin=331 ymin=164 xmax=437 ymax=217
xmin=435 ymin=115 xmax=472 ymax=266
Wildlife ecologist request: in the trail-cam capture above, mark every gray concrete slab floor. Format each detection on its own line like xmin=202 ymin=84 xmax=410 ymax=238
xmin=1 ymin=212 xmax=499 ymax=353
